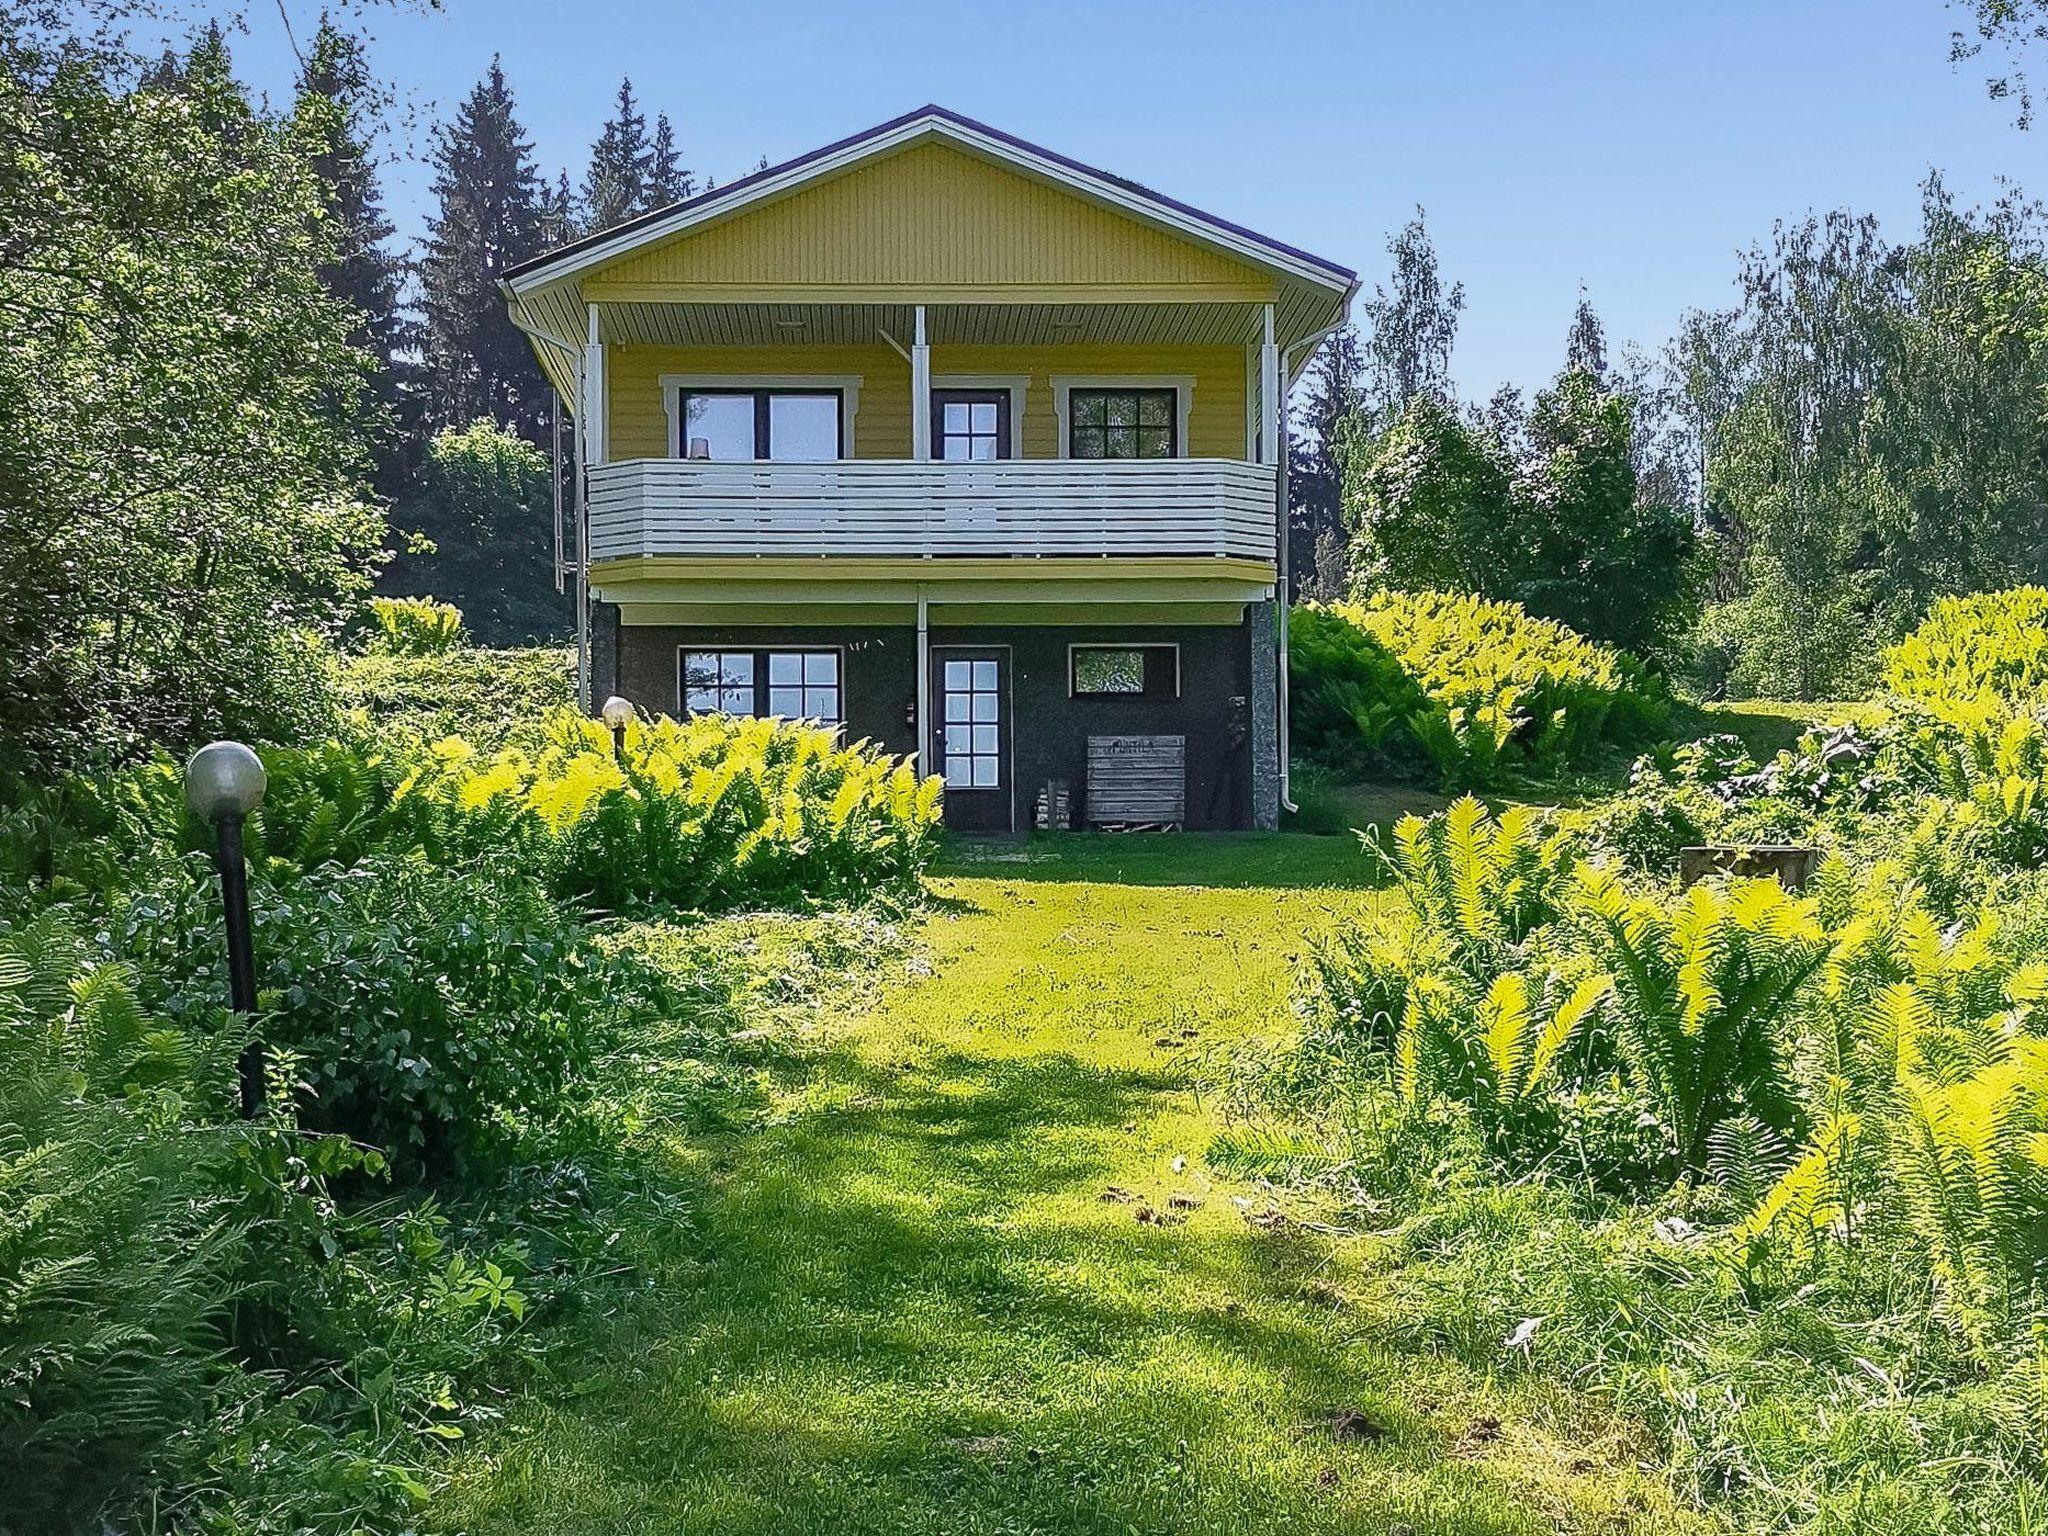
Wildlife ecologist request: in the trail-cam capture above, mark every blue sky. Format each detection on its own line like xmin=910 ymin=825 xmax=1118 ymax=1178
xmin=203 ymin=0 xmax=2035 ymax=396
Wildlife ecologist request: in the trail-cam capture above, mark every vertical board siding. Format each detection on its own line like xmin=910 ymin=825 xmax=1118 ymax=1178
xmin=596 ymin=142 xmax=1275 ymax=291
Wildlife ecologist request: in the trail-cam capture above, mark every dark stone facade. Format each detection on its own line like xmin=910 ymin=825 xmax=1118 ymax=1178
xmin=610 ymin=616 xmax=1262 ymax=830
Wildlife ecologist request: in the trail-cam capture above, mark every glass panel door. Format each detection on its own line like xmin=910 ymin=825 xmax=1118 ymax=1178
xmin=930 ymin=648 xmax=1012 ymax=831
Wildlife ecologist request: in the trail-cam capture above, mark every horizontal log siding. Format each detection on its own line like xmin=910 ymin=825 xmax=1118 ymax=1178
xmin=604 ymin=343 xmax=1246 ymax=462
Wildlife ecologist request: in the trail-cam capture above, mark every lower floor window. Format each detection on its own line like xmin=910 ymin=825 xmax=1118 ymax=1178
xmin=1071 ymin=644 xmax=1178 ymax=698
xmin=683 ymin=648 xmax=840 ymax=722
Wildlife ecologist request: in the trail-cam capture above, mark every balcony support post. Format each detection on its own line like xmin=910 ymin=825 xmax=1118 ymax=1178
xmin=911 ymin=304 xmax=931 ymax=461
xmin=583 ymin=302 xmax=606 ymax=467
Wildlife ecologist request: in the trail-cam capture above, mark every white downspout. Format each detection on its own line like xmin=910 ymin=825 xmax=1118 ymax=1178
xmin=1276 ymin=316 xmax=1351 ymax=817
xmin=916 ymin=587 xmax=930 ymax=773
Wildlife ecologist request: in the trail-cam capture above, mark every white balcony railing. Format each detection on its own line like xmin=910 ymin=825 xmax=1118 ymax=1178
xmin=586 ymin=457 xmax=1278 ymax=563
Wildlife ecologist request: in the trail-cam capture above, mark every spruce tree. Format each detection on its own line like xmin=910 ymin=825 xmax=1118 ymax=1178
xmin=1565 ymin=289 xmax=1609 ymax=379
xmin=645 ymin=111 xmax=694 ymax=208
xmin=418 ymin=56 xmax=547 ymax=440
xmin=1287 ymin=325 xmax=1361 ymax=596
xmin=541 ymin=168 xmax=579 ymax=246
xmin=583 ymin=77 xmax=651 ymax=231
xmin=295 ymin=20 xmax=415 ymax=493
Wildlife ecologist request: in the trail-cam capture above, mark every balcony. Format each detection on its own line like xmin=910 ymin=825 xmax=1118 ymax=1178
xmin=585 ymin=457 xmax=1278 ymax=564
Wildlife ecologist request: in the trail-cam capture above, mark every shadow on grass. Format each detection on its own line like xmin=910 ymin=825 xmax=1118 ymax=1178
xmin=934 ymin=831 xmax=1389 ymax=892
xmin=456 ymin=1034 xmax=1571 ymax=1535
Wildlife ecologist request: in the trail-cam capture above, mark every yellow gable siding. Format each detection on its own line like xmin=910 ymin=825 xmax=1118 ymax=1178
xmin=605 ymin=343 xmax=1246 ymax=461
xmin=591 ymin=143 xmax=1276 ymax=296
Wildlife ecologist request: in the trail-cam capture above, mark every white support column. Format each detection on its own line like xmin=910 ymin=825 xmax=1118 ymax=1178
xmin=911 ymin=304 xmax=932 ymax=461
xmin=915 ymin=587 xmax=931 ymax=771
xmin=583 ymin=302 xmax=606 ymax=467
xmin=1257 ymin=303 xmax=1279 ymax=468
xmin=570 ymin=350 xmax=590 ymax=712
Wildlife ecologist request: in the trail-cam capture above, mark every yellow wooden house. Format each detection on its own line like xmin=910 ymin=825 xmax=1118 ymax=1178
xmin=502 ymin=106 xmax=1354 ymax=830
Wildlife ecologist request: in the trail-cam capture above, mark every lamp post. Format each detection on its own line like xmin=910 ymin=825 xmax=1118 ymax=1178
xmin=600 ymin=694 xmax=635 ymax=760
xmin=184 ymin=741 xmax=268 ymax=1117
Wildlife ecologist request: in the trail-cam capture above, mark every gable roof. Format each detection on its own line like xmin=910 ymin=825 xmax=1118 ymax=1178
xmin=501 ymin=105 xmax=1355 ymax=296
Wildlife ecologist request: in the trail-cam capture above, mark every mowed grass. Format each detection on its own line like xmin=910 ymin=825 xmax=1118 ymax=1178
xmin=439 ymin=832 xmax=1703 ymax=1535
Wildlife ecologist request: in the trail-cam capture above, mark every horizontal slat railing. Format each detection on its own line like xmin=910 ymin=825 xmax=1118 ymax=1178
xmin=586 ymin=458 xmax=1277 ymax=562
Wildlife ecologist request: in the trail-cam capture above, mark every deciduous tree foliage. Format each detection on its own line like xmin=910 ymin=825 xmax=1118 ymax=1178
xmin=385 ymin=420 xmax=572 ymax=644
xmin=1345 ymin=372 xmax=1698 ymax=659
xmin=1691 ymin=179 xmax=2048 ymax=698
xmin=0 ymin=11 xmax=385 ymax=770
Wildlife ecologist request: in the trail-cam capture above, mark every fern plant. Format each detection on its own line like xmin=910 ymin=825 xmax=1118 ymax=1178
xmin=0 ymin=914 xmax=248 ymax=1525
xmin=1887 ymin=1037 xmax=2048 ymax=1355
xmin=1394 ymin=967 xmax=1611 ymax=1150
xmin=1374 ymin=796 xmax=1577 ymax=978
xmin=1574 ymin=866 xmax=1830 ymax=1175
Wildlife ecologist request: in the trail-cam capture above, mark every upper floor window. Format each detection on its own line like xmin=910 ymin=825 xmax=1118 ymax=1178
xmin=1068 ymin=389 xmax=1176 ymax=460
xmin=680 ymin=389 xmax=842 ymax=461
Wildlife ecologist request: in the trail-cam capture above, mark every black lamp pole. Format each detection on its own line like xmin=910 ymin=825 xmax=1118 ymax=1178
xmin=185 ymin=741 xmax=268 ymax=1118
xmin=213 ymin=810 xmax=263 ymax=1115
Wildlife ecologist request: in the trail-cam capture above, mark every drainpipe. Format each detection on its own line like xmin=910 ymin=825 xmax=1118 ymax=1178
xmin=916 ymin=587 xmax=930 ymax=772
xmin=1276 ymin=317 xmax=1350 ymax=817
xmin=503 ymin=295 xmax=591 ymax=704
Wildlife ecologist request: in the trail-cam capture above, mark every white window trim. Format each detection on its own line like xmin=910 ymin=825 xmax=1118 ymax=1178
xmin=660 ymin=375 xmax=863 ymax=459
xmin=931 ymin=374 xmax=1029 ymax=457
xmin=676 ymin=642 xmax=848 ymax=725
xmin=1067 ymin=641 xmax=1182 ymax=699
xmin=1050 ymin=376 xmax=1195 ymax=460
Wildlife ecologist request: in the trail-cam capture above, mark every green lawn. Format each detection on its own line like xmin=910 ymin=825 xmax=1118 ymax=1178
xmin=439 ymin=832 xmax=1702 ymax=1534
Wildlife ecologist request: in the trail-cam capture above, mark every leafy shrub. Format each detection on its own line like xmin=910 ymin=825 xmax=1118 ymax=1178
xmin=368 ymin=595 xmax=467 ymax=656
xmin=1293 ymin=591 xmax=1668 ymax=787
xmin=10 ymin=709 xmax=941 ymax=917
xmin=1884 ymin=586 xmax=2048 ymax=722
xmin=0 ymin=904 xmax=544 ymax=1532
xmin=338 ymin=644 xmax=573 ymax=750
xmin=120 ymin=855 xmax=599 ymax=1177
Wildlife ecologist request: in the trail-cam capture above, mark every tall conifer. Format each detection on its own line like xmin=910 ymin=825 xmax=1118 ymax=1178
xmin=295 ymin=20 xmax=415 ymax=491
xmin=646 ymin=111 xmax=693 ymax=208
xmin=582 ymin=77 xmax=650 ymax=231
xmin=418 ymin=56 xmax=547 ymax=440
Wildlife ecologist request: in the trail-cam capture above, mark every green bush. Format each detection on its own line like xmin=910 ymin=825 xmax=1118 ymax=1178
xmin=367 ymin=595 xmax=467 ymax=657
xmin=1292 ymin=591 xmax=1668 ymax=787
xmin=0 ymin=905 xmax=540 ymax=1533
xmin=338 ymin=643 xmax=573 ymax=750
xmin=8 ymin=709 xmax=942 ymax=918
xmin=1883 ymin=586 xmax=2048 ymax=721
xmin=119 ymin=855 xmax=600 ymax=1178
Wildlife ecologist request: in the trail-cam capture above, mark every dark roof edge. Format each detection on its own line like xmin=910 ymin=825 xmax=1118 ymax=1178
xmin=503 ymin=104 xmax=1356 ymax=287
